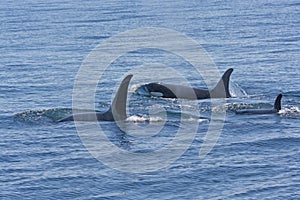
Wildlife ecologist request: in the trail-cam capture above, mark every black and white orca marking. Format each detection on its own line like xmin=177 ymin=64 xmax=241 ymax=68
xmin=137 ymin=68 xmax=233 ymax=99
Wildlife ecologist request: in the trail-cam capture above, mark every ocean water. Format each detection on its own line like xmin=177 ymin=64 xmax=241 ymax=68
xmin=1 ymin=0 xmax=300 ymax=199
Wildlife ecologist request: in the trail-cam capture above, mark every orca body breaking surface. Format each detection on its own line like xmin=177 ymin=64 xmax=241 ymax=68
xmin=235 ymin=94 xmax=283 ymax=115
xmin=137 ymin=68 xmax=233 ymax=99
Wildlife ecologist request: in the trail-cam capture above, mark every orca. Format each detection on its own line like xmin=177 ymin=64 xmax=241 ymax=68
xmin=235 ymin=94 xmax=282 ymax=114
xmin=58 ymin=74 xmax=133 ymax=122
xmin=136 ymin=68 xmax=233 ymax=99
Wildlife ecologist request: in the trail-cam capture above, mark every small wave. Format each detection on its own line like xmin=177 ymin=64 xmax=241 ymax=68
xmin=213 ymin=102 xmax=272 ymax=113
xmin=14 ymin=108 xmax=73 ymax=124
xmin=226 ymin=136 xmax=300 ymax=148
xmin=13 ymin=108 xmax=97 ymax=124
xmin=283 ymin=91 xmax=300 ymax=99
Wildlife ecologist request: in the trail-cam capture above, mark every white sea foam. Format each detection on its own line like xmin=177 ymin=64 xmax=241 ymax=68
xmin=279 ymin=106 xmax=300 ymax=117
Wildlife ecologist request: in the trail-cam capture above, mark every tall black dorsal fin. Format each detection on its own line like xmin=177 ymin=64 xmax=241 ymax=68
xmin=58 ymin=74 xmax=133 ymax=122
xmin=109 ymin=74 xmax=133 ymax=121
xmin=211 ymin=68 xmax=233 ymax=98
xmin=274 ymin=93 xmax=282 ymax=111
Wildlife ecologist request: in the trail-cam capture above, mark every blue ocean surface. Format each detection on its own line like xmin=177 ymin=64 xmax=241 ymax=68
xmin=1 ymin=0 xmax=300 ymax=199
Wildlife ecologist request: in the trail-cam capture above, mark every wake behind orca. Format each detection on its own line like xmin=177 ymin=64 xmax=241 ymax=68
xmin=235 ymin=94 xmax=283 ymax=115
xmin=58 ymin=74 xmax=133 ymax=122
xmin=136 ymin=68 xmax=233 ymax=99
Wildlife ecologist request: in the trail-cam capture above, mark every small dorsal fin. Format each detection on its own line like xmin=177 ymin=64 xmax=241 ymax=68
xmin=211 ymin=68 xmax=233 ymax=98
xmin=109 ymin=74 xmax=133 ymax=121
xmin=274 ymin=93 xmax=282 ymax=111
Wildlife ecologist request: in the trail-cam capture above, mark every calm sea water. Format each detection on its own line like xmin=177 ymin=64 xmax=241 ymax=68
xmin=1 ymin=0 xmax=300 ymax=199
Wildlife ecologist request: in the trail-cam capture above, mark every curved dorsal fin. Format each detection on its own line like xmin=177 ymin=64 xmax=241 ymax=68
xmin=109 ymin=74 xmax=133 ymax=121
xmin=211 ymin=68 xmax=233 ymax=98
xmin=274 ymin=93 xmax=282 ymax=111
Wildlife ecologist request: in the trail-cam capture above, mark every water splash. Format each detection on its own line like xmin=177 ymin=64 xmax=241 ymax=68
xmin=126 ymin=115 xmax=164 ymax=123
xmin=229 ymin=80 xmax=248 ymax=97
xmin=279 ymin=106 xmax=300 ymax=118
xmin=126 ymin=113 xmax=208 ymax=123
